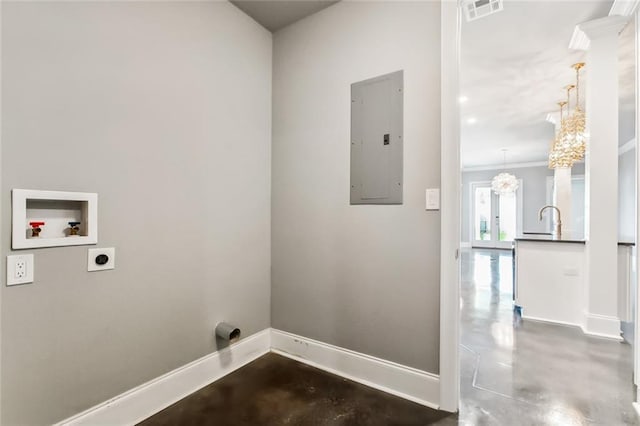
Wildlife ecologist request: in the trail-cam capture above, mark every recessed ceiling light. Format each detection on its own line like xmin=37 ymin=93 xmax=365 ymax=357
xmin=467 ymin=117 xmax=477 ymax=124
xmin=459 ymin=96 xmax=469 ymax=104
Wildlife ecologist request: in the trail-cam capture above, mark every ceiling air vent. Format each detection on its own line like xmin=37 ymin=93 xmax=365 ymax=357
xmin=463 ymin=0 xmax=503 ymax=22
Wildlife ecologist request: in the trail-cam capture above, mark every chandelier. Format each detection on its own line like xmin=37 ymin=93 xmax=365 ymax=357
xmin=548 ymin=63 xmax=587 ymax=169
xmin=565 ymin=62 xmax=586 ymax=162
xmin=548 ymin=98 xmax=573 ymax=169
xmin=492 ymin=150 xmax=519 ymax=195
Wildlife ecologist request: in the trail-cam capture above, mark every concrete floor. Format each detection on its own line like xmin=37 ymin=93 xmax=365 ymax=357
xmin=139 ymin=352 xmax=455 ymax=425
xmin=141 ymin=248 xmax=638 ymax=425
xmin=458 ymin=248 xmax=638 ymax=425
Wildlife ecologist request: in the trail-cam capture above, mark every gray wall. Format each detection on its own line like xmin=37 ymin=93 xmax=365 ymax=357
xmin=271 ymin=1 xmax=441 ymax=374
xmin=619 ymin=148 xmax=636 ymax=242
xmin=462 ymin=164 xmax=588 ymax=242
xmin=462 ymin=165 xmax=555 ymax=242
xmin=1 ymin=2 xmax=272 ymax=424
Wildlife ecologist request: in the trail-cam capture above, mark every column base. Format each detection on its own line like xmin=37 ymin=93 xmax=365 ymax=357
xmin=583 ymin=312 xmax=623 ymax=340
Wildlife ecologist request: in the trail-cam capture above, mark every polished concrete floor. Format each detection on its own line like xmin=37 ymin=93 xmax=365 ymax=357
xmin=141 ymin=248 xmax=637 ymax=425
xmin=139 ymin=352 xmax=455 ymax=425
xmin=458 ymin=248 xmax=638 ymax=425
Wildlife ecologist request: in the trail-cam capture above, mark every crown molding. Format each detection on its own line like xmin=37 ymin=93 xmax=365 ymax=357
xmin=578 ymin=15 xmax=630 ymax=40
xmin=609 ymin=0 xmax=640 ymax=17
xmin=463 ymin=141 xmax=635 ymax=173
xmin=545 ymin=113 xmax=556 ymax=125
xmin=569 ymin=26 xmax=590 ymax=51
xmin=569 ymin=2 xmax=635 ymax=51
xmin=462 ymin=161 xmax=548 ymax=173
xmin=546 ymin=112 xmax=563 ymax=130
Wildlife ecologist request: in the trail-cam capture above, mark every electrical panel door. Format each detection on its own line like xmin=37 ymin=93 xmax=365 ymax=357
xmin=350 ymin=70 xmax=403 ymax=205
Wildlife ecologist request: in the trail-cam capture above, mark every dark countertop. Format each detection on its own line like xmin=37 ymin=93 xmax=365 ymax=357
xmin=515 ymin=234 xmax=635 ymax=246
xmin=515 ymin=234 xmax=585 ymax=244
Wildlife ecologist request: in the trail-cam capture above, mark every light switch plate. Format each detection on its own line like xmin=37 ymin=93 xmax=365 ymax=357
xmin=7 ymin=254 xmax=34 ymax=286
xmin=88 ymin=248 xmax=115 ymax=272
xmin=426 ymin=188 xmax=440 ymax=210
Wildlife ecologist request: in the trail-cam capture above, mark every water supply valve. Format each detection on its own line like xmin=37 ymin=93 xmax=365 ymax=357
xmin=29 ymin=221 xmax=45 ymax=238
xmin=68 ymin=221 xmax=81 ymax=237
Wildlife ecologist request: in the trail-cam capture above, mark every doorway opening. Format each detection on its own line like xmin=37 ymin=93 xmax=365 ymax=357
xmin=471 ymin=180 xmax=522 ymax=249
xmin=451 ymin=0 xmax=639 ymax=423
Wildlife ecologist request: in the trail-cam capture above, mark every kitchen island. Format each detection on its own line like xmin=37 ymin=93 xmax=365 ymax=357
xmin=514 ymin=235 xmax=634 ymax=339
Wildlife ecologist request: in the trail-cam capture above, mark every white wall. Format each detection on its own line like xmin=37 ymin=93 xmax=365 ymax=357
xmin=271 ymin=1 xmax=441 ymax=373
xmin=1 ymin=2 xmax=272 ymax=424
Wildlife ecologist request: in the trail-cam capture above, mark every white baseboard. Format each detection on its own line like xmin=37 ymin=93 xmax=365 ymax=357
xmin=270 ymin=329 xmax=440 ymax=409
xmin=56 ymin=329 xmax=271 ymax=426
xmin=56 ymin=328 xmax=441 ymax=425
xmin=521 ymin=314 xmax=582 ymax=329
xmin=583 ymin=313 xmax=623 ymax=341
xmin=523 ymin=313 xmax=624 ymax=341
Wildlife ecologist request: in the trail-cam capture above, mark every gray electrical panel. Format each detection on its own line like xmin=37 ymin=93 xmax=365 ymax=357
xmin=350 ymin=70 xmax=403 ymax=205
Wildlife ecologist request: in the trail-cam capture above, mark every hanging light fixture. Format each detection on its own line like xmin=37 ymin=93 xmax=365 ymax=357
xmin=547 ymin=62 xmax=588 ymax=169
xmin=548 ymin=85 xmax=576 ymax=169
xmin=491 ymin=149 xmax=519 ymax=195
xmin=565 ymin=62 xmax=586 ymax=162
xmin=548 ymin=99 xmax=574 ymax=169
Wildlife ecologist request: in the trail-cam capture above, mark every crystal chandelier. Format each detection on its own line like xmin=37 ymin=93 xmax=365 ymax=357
xmin=492 ymin=150 xmax=519 ymax=195
xmin=565 ymin=62 xmax=586 ymax=162
xmin=548 ymin=98 xmax=574 ymax=169
xmin=548 ymin=62 xmax=587 ymax=169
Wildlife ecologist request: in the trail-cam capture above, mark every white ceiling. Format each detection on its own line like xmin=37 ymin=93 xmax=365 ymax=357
xmin=461 ymin=0 xmax=616 ymax=168
xmin=230 ymin=0 xmax=631 ymax=167
xmin=230 ymin=0 xmax=339 ymax=32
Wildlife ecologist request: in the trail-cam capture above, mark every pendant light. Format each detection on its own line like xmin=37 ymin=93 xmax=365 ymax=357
xmin=549 ymin=98 xmax=573 ymax=169
xmin=491 ymin=149 xmax=519 ymax=196
xmin=566 ymin=62 xmax=586 ymax=161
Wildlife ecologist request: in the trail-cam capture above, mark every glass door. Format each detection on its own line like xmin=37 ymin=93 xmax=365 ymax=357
xmin=472 ymin=182 xmax=518 ymax=249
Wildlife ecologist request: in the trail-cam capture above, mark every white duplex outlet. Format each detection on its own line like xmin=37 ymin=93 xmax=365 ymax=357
xmin=15 ymin=259 xmax=26 ymax=278
xmin=7 ymin=254 xmax=34 ymax=286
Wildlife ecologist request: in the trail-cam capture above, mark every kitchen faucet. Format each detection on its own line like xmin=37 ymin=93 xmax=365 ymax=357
xmin=539 ymin=205 xmax=562 ymax=238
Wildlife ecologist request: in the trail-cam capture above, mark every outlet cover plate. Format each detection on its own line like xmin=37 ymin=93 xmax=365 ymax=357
xmin=88 ymin=248 xmax=115 ymax=272
xmin=7 ymin=254 xmax=34 ymax=286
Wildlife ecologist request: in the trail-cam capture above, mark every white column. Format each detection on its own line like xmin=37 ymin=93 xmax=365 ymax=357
xmin=579 ymin=15 xmax=629 ymax=339
xmin=547 ymin=112 xmax=572 ymax=236
xmin=553 ymin=168 xmax=572 ymax=237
